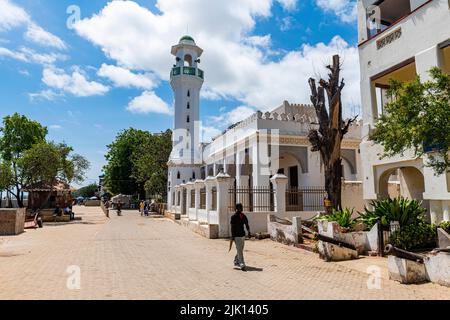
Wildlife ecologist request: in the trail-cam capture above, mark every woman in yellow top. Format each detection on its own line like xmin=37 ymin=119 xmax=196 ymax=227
xmin=139 ymin=201 xmax=145 ymax=216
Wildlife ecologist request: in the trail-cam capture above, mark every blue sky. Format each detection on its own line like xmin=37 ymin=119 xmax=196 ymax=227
xmin=0 ymin=0 xmax=359 ymax=187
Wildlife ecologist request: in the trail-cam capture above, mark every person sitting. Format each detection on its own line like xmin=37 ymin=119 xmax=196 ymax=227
xmin=54 ymin=205 xmax=61 ymax=215
xmin=64 ymin=205 xmax=75 ymax=220
xmin=53 ymin=205 xmax=62 ymax=221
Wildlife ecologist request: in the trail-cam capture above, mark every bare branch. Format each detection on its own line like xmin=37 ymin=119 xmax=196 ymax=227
xmin=342 ymin=115 xmax=359 ymax=136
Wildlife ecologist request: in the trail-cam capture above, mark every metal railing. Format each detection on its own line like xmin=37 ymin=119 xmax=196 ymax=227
xmin=190 ymin=189 xmax=195 ymax=208
xmin=171 ymin=67 xmax=204 ymax=79
xmin=286 ymin=187 xmax=303 ymax=211
xmin=286 ymin=187 xmax=327 ymax=212
xmin=228 ymin=186 xmax=274 ymax=213
xmin=200 ymin=188 xmax=206 ymax=210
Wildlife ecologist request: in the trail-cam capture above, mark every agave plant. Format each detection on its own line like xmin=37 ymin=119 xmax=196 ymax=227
xmin=359 ymin=197 xmax=426 ymax=229
xmin=318 ymin=208 xmax=357 ymax=230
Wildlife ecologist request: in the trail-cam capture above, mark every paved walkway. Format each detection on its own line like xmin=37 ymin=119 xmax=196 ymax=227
xmin=0 ymin=207 xmax=449 ymax=300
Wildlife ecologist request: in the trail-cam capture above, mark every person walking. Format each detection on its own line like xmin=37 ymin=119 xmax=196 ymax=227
xmin=230 ymin=203 xmax=251 ymax=271
xmin=139 ymin=200 xmax=145 ymax=216
xmin=117 ymin=201 xmax=123 ymax=216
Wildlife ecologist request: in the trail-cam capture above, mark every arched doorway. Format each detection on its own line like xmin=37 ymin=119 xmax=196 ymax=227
xmin=275 ymin=152 xmax=303 ymax=188
xmin=378 ymin=166 xmax=426 ymax=202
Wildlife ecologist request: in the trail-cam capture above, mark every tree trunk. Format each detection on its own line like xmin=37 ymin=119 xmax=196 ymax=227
xmin=307 ymin=55 xmax=357 ymax=211
xmin=16 ymin=185 xmax=23 ymax=208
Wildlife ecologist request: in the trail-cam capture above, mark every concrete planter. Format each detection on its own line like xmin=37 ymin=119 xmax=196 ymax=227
xmin=388 ymin=256 xmax=428 ymax=284
xmin=267 ymin=215 xmax=302 ymax=246
xmin=0 ymin=208 xmax=26 ymax=235
xmin=317 ymin=220 xmax=380 ymax=256
xmin=424 ymin=252 xmax=450 ymax=287
xmin=437 ymin=228 xmax=450 ymax=249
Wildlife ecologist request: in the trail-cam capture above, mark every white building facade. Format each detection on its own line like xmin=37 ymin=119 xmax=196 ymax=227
xmin=357 ymin=0 xmax=450 ymax=223
xmin=167 ymin=36 xmax=364 ymax=236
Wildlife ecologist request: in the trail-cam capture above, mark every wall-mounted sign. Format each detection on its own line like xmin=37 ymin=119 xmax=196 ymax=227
xmin=377 ymin=28 xmax=402 ymax=50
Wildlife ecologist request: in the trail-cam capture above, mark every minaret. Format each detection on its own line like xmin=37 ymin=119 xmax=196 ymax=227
xmin=167 ymin=36 xmax=204 ymax=199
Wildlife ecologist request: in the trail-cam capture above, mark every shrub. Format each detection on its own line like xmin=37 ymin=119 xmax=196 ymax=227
xmin=389 ymin=223 xmax=437 ymax=251
xmin=318 ymin=208 xmax=357 ymax=230
xmin=439 ymin=221 xmax=450 ymax=234
xmin=358 ymin=197 xmax=426 ymax=229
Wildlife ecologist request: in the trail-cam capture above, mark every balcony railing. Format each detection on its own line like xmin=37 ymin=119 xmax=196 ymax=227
xmin=171 ymin=67 xmax=204 ymax=79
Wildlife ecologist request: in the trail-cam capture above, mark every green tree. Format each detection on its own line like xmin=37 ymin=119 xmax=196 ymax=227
xmin=0 ymin=113 xmax=47 ymax=207
xmin=0 ymin=162 xmax=13 ymax=191
xmin=73 ymin=183 xmax=99 ymax=198
xmin=19 ymin=142 xmax=89 ymax=190
xmin=103 ymin=128 xmax=151 ymax=197
xmin=0 ymin=162 xmax=13 ymax=208
xmin=133 ymin=130 xmax=172 ymax=199
xmin=370 ymin=68 xmax=450 ymax=175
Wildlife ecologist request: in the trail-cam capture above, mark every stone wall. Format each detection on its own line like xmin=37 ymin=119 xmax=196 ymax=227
xmin=267 ymin=215 xmax=302 ymax=245
xmin=0 ymin=208 xmax=25 ymax=235
xmin=85 ymin=200 xmax=101 ymax=207
xmin=342 ymin=181 xmax=400 ymax=214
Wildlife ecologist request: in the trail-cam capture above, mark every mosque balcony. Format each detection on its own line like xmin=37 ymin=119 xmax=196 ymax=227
xmin=171 ymin=66 xmax=204 ymax=80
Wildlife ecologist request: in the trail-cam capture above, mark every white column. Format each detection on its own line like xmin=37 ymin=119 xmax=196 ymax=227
xmin=235 ymin=151 xmax=243 ymax=185
xmin=443 ymin=201 xmax=450 ymax=222
xmin=251 ymin=141 xmax=270 ymax=187
xmin=429 ymin=200 xmax=442 ymax=225
xmin=194 ymin=180 xmax=204 ymax=221
xmin=185 ymin=182 xmax=194 ymax=217
xmin=216 ymin=172 xmax=232 ymax=238
xmin=270 ymin=174 xmax=288 ymax=215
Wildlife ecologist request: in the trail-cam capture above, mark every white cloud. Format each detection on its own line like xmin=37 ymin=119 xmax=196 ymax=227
xmin=25 ymin=23 xmax=67 ymax=50
xmin=315 ymin=0 xmax=357 ymax=23
xmin=244 ymin=35 xmax=271 ymax=48
xmin=279 ymin=16 xmax=294 ymax=31
xmin=276 ymin=0 xmax=298 ymax=11
xmin=19 ymin=69 xmax=30 ymax=76
xmin=42 ymin=67 xmax=109 ymax=97
xmin=0 ymin=47 xmax=27 ymax=61
xmin=97 ymin=64 xmax=156 ymax=89
xmin=0 ymin=0 xmax=29 ymax=31
xmin=209 ymin=105 xmax=257 ymax=126
xmin=127 ymin=91 xmax=171 ymax=115
xmin=0 ymin=46 xmax=67 ymax=65
xmin=0 ymin=0 xmax=66 ymax=49
xmin=201 ymin=126 xmax=222 ymax=142
xmin=29 ymin=89 xmax=62 ymax=101
xmin=49 ymin=124 xmax=62 ymax=130
xmin=75 ymin=0 xmax=360 ymax=114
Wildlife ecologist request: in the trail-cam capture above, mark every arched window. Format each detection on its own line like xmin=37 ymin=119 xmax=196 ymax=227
xmin=177 ymin=171 xmax=181 ymax=179
xmin=187 ymin=102 xmax=190 ymax=109
xmin=184 ymin=54 xmax=193 ymax=67
xmin=187 ymin=90 xmax=190 ymax=97
xmin=187 ymin=116 xmax=190 ymax=123
xmin=192 ymin=172 xmax=196 ymax=180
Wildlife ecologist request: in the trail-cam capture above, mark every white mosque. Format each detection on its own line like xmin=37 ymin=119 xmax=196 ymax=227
xmin=166 ymin=35 xmax=363 ymax=214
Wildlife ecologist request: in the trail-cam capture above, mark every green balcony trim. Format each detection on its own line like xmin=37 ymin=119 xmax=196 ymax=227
xmin=171 ymin=67 xmax=204 ymax=80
